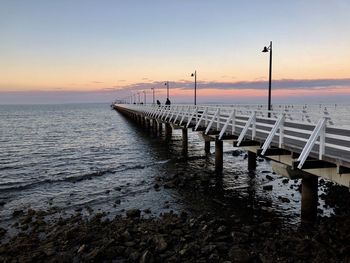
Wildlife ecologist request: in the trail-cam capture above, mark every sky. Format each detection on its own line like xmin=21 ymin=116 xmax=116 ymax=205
xmin=1 ymin=0 xmax=350 ymax=104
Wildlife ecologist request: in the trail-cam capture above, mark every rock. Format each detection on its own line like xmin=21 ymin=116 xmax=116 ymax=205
xmin=279 ymin=196 xmax=290 ymax=203
xmin=208 ymin=253 xmax=220 ymax=261
xmin=126 ymin=209 xmax=141 ymax=218
xmin=115 ymin=199 xmax=121 ymax=204
xmin=154 ymin=236 xmax=167 ymax=252
xmin=0 ymin=227 xmax=7 ymax=239
xmin=232 ymin=150 xmax=242 ymax=156
xmin=164 ymin=181 xmax=176 ymax=189
xmin=217 ymin=225 xmax=227 ymax=234
xmin=114 ymin=186 xmax=122 ymax=191
xmin=140 ymin=250 xmax=153 ymax=263
xmin=229 ymin=246 xmax=251 ymax=263
xmin=266 ymin=174 xmax=273 ymax=180
xmin=282 ymin=178 xmax=289 ymax=184
xmin=12 ymin=209 xmax=23 ymax=217
xmin=263 ymin=185 xmax=273 ymax=191
xmin=77 ymin=244 xmax=86 ymax=254
xmin=144 ymin=208 xmax=151 ymax=214
xmin=154 ymin=183 xmax=160 ymax=189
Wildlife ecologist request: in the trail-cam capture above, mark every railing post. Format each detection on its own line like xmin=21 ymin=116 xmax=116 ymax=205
xmin=252 ymin=111 xmax=256 ymax=140
xmin=204 ymin=107 xmax=208 ymax=126
xmin=216 ymin=108 xmax=220 ymax=130
xmin=232 ymin=110 xmax=236 ymax=135
xmin=319 ymin=119 xmax=326 ymax=159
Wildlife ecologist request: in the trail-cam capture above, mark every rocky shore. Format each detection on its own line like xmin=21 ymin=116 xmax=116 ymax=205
xmin=0 ymin=207 xmax=349 ymax=262
xmin=1 ymin=164 xmax=349 ymax=262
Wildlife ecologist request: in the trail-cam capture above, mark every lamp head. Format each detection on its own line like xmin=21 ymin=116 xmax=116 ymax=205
xmin=191 ymin=73 xmax=194 ymax=77
xmin=262 ymin=46 xmax=269 ymax=53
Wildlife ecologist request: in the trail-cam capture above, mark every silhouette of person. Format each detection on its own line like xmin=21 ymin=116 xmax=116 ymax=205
xmin=165 ymin=98 xmax=171 ymax=105
xmin=156 ymin=100 xmax=161 ymax=107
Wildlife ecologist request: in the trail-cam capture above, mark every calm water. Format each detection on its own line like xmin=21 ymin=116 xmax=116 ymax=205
xmin=0 ymin=103 xmax=332 ymax=228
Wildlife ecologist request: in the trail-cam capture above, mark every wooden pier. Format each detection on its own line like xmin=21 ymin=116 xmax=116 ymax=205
xmin=113 ymin=103 xmax=350 ymax=223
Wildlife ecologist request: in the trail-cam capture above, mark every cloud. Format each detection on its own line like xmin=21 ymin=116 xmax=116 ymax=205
xmin=115 ymin=78 xmax=350 ymax=92
xmin=92 ymin=81 xmax=104 ymax=84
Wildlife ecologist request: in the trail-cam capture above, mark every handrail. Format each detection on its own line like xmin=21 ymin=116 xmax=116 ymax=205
xmin=114 ymin=104 xmax=350 ymax=171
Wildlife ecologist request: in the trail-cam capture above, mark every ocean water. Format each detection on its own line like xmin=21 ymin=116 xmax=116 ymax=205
xmin=0 ymin=103 xmax=333 ymax=228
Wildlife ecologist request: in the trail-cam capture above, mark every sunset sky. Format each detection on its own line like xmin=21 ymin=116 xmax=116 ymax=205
xmin=1 ymin=0 xmax=350 ymax=104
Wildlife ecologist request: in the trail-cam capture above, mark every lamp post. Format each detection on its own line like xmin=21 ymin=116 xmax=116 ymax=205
xmin=191 ymin=71 xmax=197 ymax=105
xmin=262 ymin=41 xmax=272 ymax=117
xmin=143 ymin=90 xmax=146 ymax=104
xmin=164 ymin=81 xmax=169 ymax=99
xmin=137 ymin=92 xmax=140 ymax=104
xmin=151 ymin=88 xmax=155 ymax=105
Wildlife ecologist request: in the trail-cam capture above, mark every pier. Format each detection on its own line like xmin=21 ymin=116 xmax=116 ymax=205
xmin=113 ymin=103 xmax=350 ymax=223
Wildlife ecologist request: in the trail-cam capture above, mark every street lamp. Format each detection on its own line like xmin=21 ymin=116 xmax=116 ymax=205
xmin=262 ymin=41 xmax=272 ymax=117
xmin=137 ymin=92 xmax=140 ymax=104
xmin=143 ymin=90 xmax=146 ymax=104
xmin=164 ymin=81 xmax=169 ymax=99
xmin=191 ymin=71 xmax=197 ymax=105
xmin=151 ymin=88 xmax=155 ymax=105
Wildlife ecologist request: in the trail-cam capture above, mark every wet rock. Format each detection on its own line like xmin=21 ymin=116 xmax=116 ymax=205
xmin=163 ymin=181 xmax=176 ymax=188
xmin=263 ymin=185 xmax=273 ymax=191
xmin=282 ymin=178 xmax=289 ymax=184
xmin=265 ymin=174 xmax=273 ymax=180
xmin=143 ymin=208 xmax=151 ymax=214
xmin=229 ymin=246 xmax=251 ymax=263
xmin=154 ymin=236 xmax=167 ymax=252
xmin=126 ymin=209 xmax=141 ymax=218
xmin=232 ymin=150 xmax=242 ymax=156
xmin=12 ymin=209 xmax=23 ymax=217
xmin=0 ymin=227 xmax=7 ymax=239
xmin=257 ymin=157 xmax=264 ymax=162
xmin=140 ymin=250 xmax=153 ymax=263
xmin=279 ymin=196 xmax=290 ymax=203
xmin=77 ymin=244 xmax=86 ymax=254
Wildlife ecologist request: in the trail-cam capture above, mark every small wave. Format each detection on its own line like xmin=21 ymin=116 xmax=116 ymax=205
xmin=64 ymin=169 xmax=115 ymax=183
xmin=155 ymin=159 xmax=171 ymax=164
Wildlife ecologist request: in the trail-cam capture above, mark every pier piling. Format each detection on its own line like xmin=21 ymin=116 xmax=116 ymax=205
xmin=205 ymin=141 xmax=211 ymax=154
xmin=301 ymin=174 xmax=318 ymax=224
xmin=182 ymin=128 xmax=188 ymax=155
xmin=215 ymin=139 xmax=223 ymax=173
xmin=248 ymin=151 xmax=257 ymax=171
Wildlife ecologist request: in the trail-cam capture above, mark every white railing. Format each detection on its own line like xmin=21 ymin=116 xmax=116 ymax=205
xmin=115 ymin=103 xmax=350 ymax=169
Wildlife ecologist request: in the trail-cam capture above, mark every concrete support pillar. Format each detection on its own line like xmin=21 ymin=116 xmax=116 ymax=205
xmin=152 ymin=119 xmax=158 ymax=134
xmin=165 ymin=123 xmax=172 ymax=138
xmin=215 ymin=139 xmax=223 ymax=173
xmin=247 ymin=151 xmax=257 ymax=171
xmin=205 ymin=141 xmax=211 ymax=154
xmin=182 ymin=128 xmax=188 ymax=155
xmin=301 ymin=174 xmax=318 ymax=224
xmin=145 ymin=119 xmax=150 ymax=131
xmin=158 ymin=122 xmax=162 ymax=135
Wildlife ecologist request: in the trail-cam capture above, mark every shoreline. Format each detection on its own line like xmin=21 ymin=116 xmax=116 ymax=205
xmin=1 ymin=170 xmax=350 ymax=262
xmin=1 ymin=207 xmax=349 ymax=262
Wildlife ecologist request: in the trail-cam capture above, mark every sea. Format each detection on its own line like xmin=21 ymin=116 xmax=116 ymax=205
xmin=0 ymin=103 xmax=334 ymax=229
